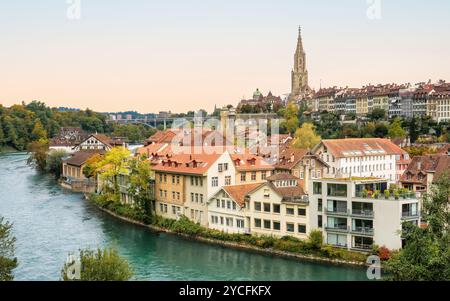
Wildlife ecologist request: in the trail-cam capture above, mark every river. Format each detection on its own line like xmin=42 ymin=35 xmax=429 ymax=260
xmin=0 ymin=153 xmax=367 ymax=281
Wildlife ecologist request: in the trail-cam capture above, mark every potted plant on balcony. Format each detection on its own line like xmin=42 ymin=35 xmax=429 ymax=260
xmin=373 ymin=190 xmax=380 ymax=199
xmin=394 ymin=190 xmax=400 ymax=200
xmin=362 ymin=189 xmax=369 ymax=198
xmin=384 ymin=189 xmax=390 ymax=199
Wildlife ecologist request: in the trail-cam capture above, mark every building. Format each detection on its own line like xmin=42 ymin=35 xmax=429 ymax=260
xmin=244 ymin=174 xmax=310 ymax=240
xmin=61 ymin=151 xmax=103 ymax=192
xmin=207 ymin=184 xmax=260 ymax=234
xmin=399 ymin=153 xmax=450 ymax=196
xmin=49 ymin=127 xmax=88 ymax=153
xmin=74 ymin=134 xmax=126 ymax=152
xmin=275 ymin=146 xmax=328 ymax=193
xmin=434 ymin=91 xmax=450 ymax=123
xmin=152 ymin=151 xmax=236 ymax=225
xmin=232 ymin=153 xmax=274 ymax=185
xmin=290 ymin=26 xmax=310 ymax=101
xmin=308 ymin=178 xmax=420 ymax=251
xmin=312 ymin=138 xmax=406 ymax=183
xmin=237 ymin=90 xmax=283 ymax=114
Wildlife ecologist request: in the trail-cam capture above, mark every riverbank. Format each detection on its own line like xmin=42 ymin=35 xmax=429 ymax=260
xmin=87 ymin=194 xmax=369 ymax=268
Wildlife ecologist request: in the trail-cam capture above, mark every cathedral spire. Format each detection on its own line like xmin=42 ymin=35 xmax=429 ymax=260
xmin=290 ymin=26 xmax=309 ymax=101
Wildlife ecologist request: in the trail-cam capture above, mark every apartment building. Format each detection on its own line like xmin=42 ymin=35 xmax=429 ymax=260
xmin=308 ymin=178 xmax=420 ymax=251
xmin=312 ymin=138 xmax=405 ymax=183
xmin=74 ymin=134 xmax=126 ymax=151
xmin=153 ymin=151 xmax=236 ymax=225
xmin=435 ymin=92 xmax=450 ymax=123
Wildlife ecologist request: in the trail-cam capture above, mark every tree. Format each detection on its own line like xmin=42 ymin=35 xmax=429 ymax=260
xmin=368 ymin=108 xmax=386 ymax=121
xmin=97 ymin=147 xmax=131 ymax=196
xmin=292 ymin=123 xmax=321 ymax=149
xmin=385 ymin=172 xmax=450 ymax=281
xmin=82 ymin=154 xmax=103 ymax=179
xmin=388 ymin=118 xmax=407 ymax=140
xmin=342 ymin=124 xmax=360 ymax=138
xmin=314 ymin=112 xmax=341 ymax=139
xmin=374 ymin=122 xmax=388 ymax=138
xmin=27 ymin=139 xmax=49 ymax=171
xmin=31 ymin=119 xmax=48 ymax=141
xmin=46 ymin=150 xmax=68 ymax=178
xmin=361 ymin=122 xmax=376 ymax=138
xmin=0 ymin=217 xmax=18 ymax=281
xmin=282 ymin=102 xmax=299 ymax=135
xmin=308 ymin=230 xmax=323 ymax=250
xmin=128 ymin=158 xmax=154 ymax=223
xmin=61 ymin=248 xmax=133 ymax=281
xmin=408 ymin=117 xmax=419 ymax=143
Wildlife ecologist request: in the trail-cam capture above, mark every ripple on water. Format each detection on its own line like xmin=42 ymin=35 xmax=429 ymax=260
xmin=0 ymin=153 xmax=368 ymax=281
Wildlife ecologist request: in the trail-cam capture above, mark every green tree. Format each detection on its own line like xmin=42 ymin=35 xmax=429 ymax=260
xmin=374 ymin=122 xmax=388 ymax=138
xmin=0 ymin=217 xmax=18 ymax=281
xmin=388 ymin=118 xmax=407 ymax=140
xmin=342 ymin=124 xmax=360 ymax=138
xmin=368 ymin=108 xmax=386 ymax=121
xmin=385 ymin=173 xmax=450 ymax=281
xmin=314 ymin=112 xmax=341 ymax=139
xmin=82 ymin=153 xmax=103 ymax=179
xmin=128 ymin=158 xmax=154 ymax=223
xmin=292 ymin=123 xmax=321 ymax=149
xmin=307 ymin=230 xmax=323 ymax=250
xmin=61 ymin=248 xmax=133 ymax=281
xmin=46 ymin=150 xmax=68 ymax=178
xmin=408 ymin=117 xmax=419 ymax=143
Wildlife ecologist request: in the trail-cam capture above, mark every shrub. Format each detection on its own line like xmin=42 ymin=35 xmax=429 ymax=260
xmin=307 ymin=230 xmax=323 ymax=250
xmin=377 ymin=246 xmax=392 ymax=261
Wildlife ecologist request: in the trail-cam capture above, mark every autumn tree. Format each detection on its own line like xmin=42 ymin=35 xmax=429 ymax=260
xmin=293 ymin=123 xmax=321 ymax=150
xmin=96 ymin=147 xmax=131 ymax=197
xmin=31 ymin=119 xmax=48 ymax=141
xmin=128 ymin=157 xmax=154 ymax=223
xmin=282 ymin=102 xmax=299 ymax=135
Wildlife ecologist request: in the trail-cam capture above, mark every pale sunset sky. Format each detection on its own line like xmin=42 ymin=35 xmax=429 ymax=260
xmin=1 ymin=0 xmax=449 ymax=113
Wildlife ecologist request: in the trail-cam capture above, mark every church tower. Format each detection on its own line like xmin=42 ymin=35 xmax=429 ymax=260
xmin=291 ymin=26 xmax=309 ymax=100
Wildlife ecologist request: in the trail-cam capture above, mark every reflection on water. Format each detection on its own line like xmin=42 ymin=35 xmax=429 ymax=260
xmin=0 ymin=153 xmax=367 ymax=281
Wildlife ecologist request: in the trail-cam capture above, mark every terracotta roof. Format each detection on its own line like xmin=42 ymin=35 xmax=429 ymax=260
xmin=400 ymin=154 xmax=450 ymax=185
xmin=145 ymin=129 xmax=233 ymax=147
xmin=91 ymin=134 xmax=125 ymax=147
xmin=267 ymin=173 xmax=299 ymax=181
xmin=63 ymin=151 xmax=104 ymax=167
xmin=223 ymin=184 xmax=263 ymax=207
xmin=437 ymin=144 xmax=450 ymax=155
xmin=231 ymin=154 xmax=274 ymax=171
xmin=152 ymin=153 xmax=224 ymax=175
xmin=317 ymin=138 xmax=406 ymax=158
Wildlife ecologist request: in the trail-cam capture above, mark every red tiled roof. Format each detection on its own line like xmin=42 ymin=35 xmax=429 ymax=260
xmin=63 ymin=150 xmax=104 ymax=167
xmin=231 ymin=154 xmax=274 ymax=171
xmin=400 ymin=154 xmax=450 ymax=185
xmin=318 ymin=138 xmax=406 ymax=158
xmin=152 ymin=153 xmax=223 ymax=175
xmin=223 ymin=184 xmax=263 ymax=207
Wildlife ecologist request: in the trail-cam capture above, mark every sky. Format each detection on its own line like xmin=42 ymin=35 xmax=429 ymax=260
xmin=1 ymin=0 xmax=449 ymax=113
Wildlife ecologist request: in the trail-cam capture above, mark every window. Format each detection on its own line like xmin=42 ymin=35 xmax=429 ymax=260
xmin=216 ymin=199 xmax=220 ymax=208
xmin=176 ymin=192 xmax=180 ymax=200
xmin=286 ymin=207 xmax=295 ymax=215
xmin=218 ymin=164 xmax=223 ymax=172
xmin=163 ymin=204 xmax=168 ymax=213
xmin=298 ymin=208 xmax=306 ymax=216
xmin=261 ymin=171 xmax=267 ymax=180
xmin=264 ymin=220 xmax=271 ymax=229
xmin=254 ymin=202 xmax=262 ymax=212
xmin=286 ymin=223 xmax=295 ymax=233
xmin=212 ymin=177 xmax=219 ymax=187
xmin=226 ymin=218 xmax=233 ymax=227
xmin=264 ymin=203 xmax=271 ymax=213
xmin=172 ymin=191 xmax=176 ymax=200
xmin=240 ymin=172 xmax=246 ymax=182
xmin=251 ymin=172 xmax=257 ymax=181
xmin=220 ymin=217 xmax=224 ymax=225
xmin=195 ymin=194 xmax=199 ymax=203
xmin=318 ymin=215 xmax=323 ymax=228
xmin=318 ymin=199 xmax=323 ymax=211
xmin=232 ymin=202 xmax=236 ymax=210
xmin=200 ymin=194 xmax=203 ymax=203
xmin=221 ymin=199 xmax=225 ymax=208
xmin=254 ymin=219 xmax=262 ymax=228
xmin=313 ymin=182 xmax=322 ymax=195
xmin=225 ymin=176 xmax=231 ymax=186
xmin=327 ymin=184 xmax=348 ymax=197
xmin=172 ymin=176 xmax=175 ymax=184
xmin=227 ymin=200 xmax=231 ymax=209
xmin=172 ymin=206 xmax=177 ymax=215
xmin=298 ymin=224 xmax=307 ymax=234
xmin=191 ymin=177 xmax=194 ymax=186
xmin=224 ymin=163 xmax=228 ymax=171
xmin=300 ymin=172 xmax=304 ymax=179
xmin=273 ymin=222 xmax=281 ymax=231
xmin=236 ymin=219 xmax=244 ymax=229
xmin=273 ymin=204 xmax=281 ymax=214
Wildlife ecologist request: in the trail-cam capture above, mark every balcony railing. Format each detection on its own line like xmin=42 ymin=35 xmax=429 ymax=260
xmin=352 ymin=227 xmax=374 ymax=236
xmin=351 ymin=209 xmax=374 ymax=218
xmin=352 ymin=243 xmax=373 ymax=251
xmin=402 ymin=211 xmax=420 ymax=219
xmin=325 ymin=208 xmax=350 ymax=216
xmin=355 ymin=191 xmax=416 ymax=200
xmin=325 ymin=225 xmax=350 ymax=233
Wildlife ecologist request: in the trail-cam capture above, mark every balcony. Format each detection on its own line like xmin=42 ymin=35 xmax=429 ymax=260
xmin=402 ymin=211 xmax=420 ymax=220
xmin=352 ymin=243 xmax=374 ymax=251
xmin=351 ymin=209 xmax=374 ymax=218
xmin=325 ymin=207 xmax=350 ymax=217
xmin=325 ymin=225 xmax=350 ymax=233
xmin=351 ymin=227 xmax=374 ymax=236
